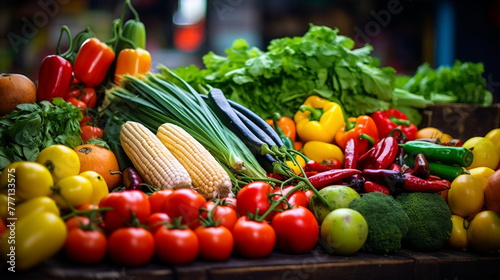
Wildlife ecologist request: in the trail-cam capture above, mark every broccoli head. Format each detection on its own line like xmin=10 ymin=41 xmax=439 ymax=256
xmin=395 ymin=192 xmax=452 ymax=252
xmin=348 ymin=192 xmax=410 ymax=254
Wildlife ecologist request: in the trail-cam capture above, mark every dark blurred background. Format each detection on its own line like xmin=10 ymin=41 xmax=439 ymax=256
xmin=1 ymin=0 xmax=499 ymax=102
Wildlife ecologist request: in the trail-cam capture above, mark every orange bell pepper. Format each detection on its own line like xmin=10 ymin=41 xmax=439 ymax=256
xmin=114 ymin=48 xmax=151 ymax=84
xmin=335 ymin=115 xmax=379 ymax=156
xmin=266 ymin=115 xmax=296 ymax=142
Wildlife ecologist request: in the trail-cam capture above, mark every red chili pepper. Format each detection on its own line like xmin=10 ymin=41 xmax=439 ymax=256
xmin=308 ymin=169 xmax=362 ymax=189
xmin=304 ymin=160 xmax=340 ymax=172
xmin=123 ymin=167 xmax=144 ymax=190
xmin=413 ymin=153 xmax=430 ymax=179
xmin=358 ymin=136 xmax=399 ymax=170
xmin=73 ymin=38 xmax=115 ymax=87
xmin=363 ymin=181 xmax=390 ymax=195
xmin=371 ymin=109 xmax=418 ymax=140
xmin=403 ymin=174 xmax=451 ymax=193
xmin=389 ymin=163 xmax=402 ymax=172
xmin=344 ymin=138 xmax=358 ymax=169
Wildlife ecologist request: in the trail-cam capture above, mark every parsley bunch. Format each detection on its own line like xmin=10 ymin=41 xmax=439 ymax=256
xmin=0 ymin=97 xmax=83 ymax=170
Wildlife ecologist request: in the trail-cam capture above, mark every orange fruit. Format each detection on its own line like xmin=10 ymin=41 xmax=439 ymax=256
xmin=75 ymin=144 xmax=122 ymax=191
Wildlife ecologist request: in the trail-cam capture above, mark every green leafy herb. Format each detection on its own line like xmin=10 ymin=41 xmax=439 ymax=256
xmin=0 ymin=97 xmax=83 ymax=170
xmin=173 ymin=24 xmax=396 ymax=119
xmin=396 ymin=60 xmax=493 ymax=106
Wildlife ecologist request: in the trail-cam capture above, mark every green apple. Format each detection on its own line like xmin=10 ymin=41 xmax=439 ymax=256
xmin=320 ymin=208 xmax=368 ymax=255
xmin=308 ymin=185 xmax=360 ymax=224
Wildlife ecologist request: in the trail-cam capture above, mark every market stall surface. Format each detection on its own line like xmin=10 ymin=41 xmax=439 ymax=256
xmin=3 ymin=246 xmax=499 ymax=280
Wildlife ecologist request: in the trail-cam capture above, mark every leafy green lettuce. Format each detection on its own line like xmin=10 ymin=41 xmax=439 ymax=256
xmin=174 ymin=24 xmax=396 ymax=119
xmin=396 ymin=60 xmax=493 ymax=106
xmin=0 ymin=98 xmax=83 ymax=170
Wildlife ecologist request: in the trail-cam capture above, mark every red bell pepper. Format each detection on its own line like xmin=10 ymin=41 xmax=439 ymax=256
xmin=73 ymin=37 xmax=115 ymax=87
xmin=371 ymin=109 xmax=418 ymax=140
xmin=36 ymin=26 xmax=73 ymax=102
xmin=334 ymin=115 xmax=379 ymax=156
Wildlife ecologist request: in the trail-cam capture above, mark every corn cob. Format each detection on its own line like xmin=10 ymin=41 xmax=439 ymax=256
xmin=120 ymin=121 xmax=192 ymax=190
xmin=157 ymin=122 xmax=233 ymax=199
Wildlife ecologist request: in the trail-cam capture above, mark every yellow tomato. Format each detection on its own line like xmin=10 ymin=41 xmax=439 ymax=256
xmin=447 ymin=174 xmax=484 ymax=220
xmin=0 ymin=211 xmax=67 ymax=270
xmin=15 ymin=196 xmax=60 ymax=220
xmin=462 ymin=137 xmax=500 ymax=170
xmin=467 ymin=210 xmax=500 ymax=253
xmin=80 ymin=170 xmax=109 ymax=205
xmin=0 ymin=193 xmax=8 ymax=221
xmin=286 ymin=155 xmax=306 ymax=176
xmin=0 ymin=162 xmax=21 ymax=189
xmin=302 ymin=141 xmax=344 ymax=165
xmin=468 ymin=167 xmax=496 ymax=192
xmin=52 ymin=175 xmax=93 ymax=209
xmin=485 ymin=128 xmax=500 ymax=155
xmin=36 ymin=144 xmax=80 ymax=183
xmin=446 ymin=215 xmax=469 ymax=250
xmin=14 ymin=161 xmax=54 ymax=200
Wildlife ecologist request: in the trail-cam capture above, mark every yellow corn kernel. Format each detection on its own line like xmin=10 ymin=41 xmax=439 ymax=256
xmin=120 ymin=121 xmax=191 ymax=190
xmin=157 ymin=123 xmax=233 ymax=199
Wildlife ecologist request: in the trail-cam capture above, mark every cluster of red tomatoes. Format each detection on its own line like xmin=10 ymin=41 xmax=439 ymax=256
xmin=64 ymin=181 xmax=320 ymax=266
xmin=63 ymin=83 xmax=104 ymax=144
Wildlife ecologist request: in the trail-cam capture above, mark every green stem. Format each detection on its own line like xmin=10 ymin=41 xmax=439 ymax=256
xmin=299 ymin=105 xmax=323 ymax=121
xmin=57 ymin=25 xmax=73 ymax=59
xmin=389 ymin=116 xmax=411 ymax=127
xmin=359 ymin=133 xmax=375 ymax=146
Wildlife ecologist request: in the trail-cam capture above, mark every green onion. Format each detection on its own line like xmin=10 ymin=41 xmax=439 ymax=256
xmin=104 ymin=67 xmax=267 ymax=179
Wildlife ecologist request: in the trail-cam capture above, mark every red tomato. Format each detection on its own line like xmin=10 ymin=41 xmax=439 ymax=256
xmin=149 ymin=189 xmax=174 ymax=214
xmin=79 ymin=115 xmax=94 ymax=126
xmin=65 ymin=216 xmax=91 ymax=232
xmin=64 ymin=228 xmax=107 ymax=264
xmin=236 ymin=181 xmax=273 ymax=219
xmin=232 ymin=216 xmax=276 ymax=258
xmin=162 ymin=189 xmax=206 ymax=229
xmin=304 ymin=189 xmax=314 ymax=204
xmin=271 ymin=206 xmax=319 ymax=254
xmin=154 ymin=226 xmax=199 ymax=265
xmin=80 ymin=125 xmax=104 ymax=143
xmin=272 ymin=186 xmax=309 ymax=210
xmin=194 ymin=225 xmax=234 ymax=261
xmin=99 ymin=190 xmax=151 ymax=232
xmin=67 ymin=86 xmax=97 ymax=109
xmin=107 ymin=227 xmax=154 ymax=266
xmin=222 ymin=196 xmax=237 ymax=211
xmin=147 ymin=212 xmax=171 ymax=234
xmin=66 ymin=96 xmax=87 ymax=113
xmin=201 ymin=201 xmax=238 ymax=230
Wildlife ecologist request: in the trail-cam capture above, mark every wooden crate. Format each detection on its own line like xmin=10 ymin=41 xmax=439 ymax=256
xmin=420 ymin=103 xmax=500 ymax=141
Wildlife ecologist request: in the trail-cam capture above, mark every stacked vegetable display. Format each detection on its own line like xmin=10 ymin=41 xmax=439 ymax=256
xmin=1 ymin=0 xmax=500 ymax=273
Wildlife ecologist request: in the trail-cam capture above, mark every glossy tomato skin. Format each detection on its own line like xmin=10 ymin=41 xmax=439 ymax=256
xmin=99 ymin=190 xmax=151 ymax=232
xmin=232 ymin=216 xmax=276 ymax=258
xmin=107 ymin=227 xmax=154 ymax=266
xmin=154 ymin=226 xmax=199 ymax=265
xmin=65 ymin=216 xmax=92 ymax=232
xmin=236 ymin=181 xmax=273 ymax=218
xmin=80 ymin=125 xmax=104 ymax=144
xmin=201 ymin=201 xmax=238 ymax=230
xmin=272 ymin=186 xmax=309 ymax=210
xmin=147 ymin=212 xmax=171 ymax=234
xmin=149 ymin=189 xmax=174 ymax=214
xmin=162 ymin=189 xmax=206 ymax=229
xmin=194 ymin=225 xmax=234 ymax=261
xmin=65 ymin=228 xmax=107 ymax=264
xmin=271 ymin=206 xmax=319 ymax=254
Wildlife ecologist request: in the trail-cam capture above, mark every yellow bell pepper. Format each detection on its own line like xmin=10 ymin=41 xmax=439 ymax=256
xmin=114 ymin=48 xmax=151 ymax=84
xmin=294 ymin=95 xmax=345 ymax=143
xmin=302 ymin=140 xmax=344 ymax=165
